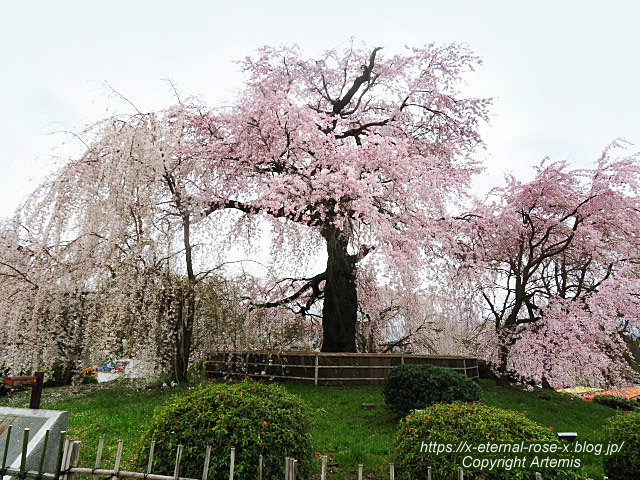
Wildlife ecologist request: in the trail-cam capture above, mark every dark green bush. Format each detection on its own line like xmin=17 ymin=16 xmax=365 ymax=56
xmin=0 ymin=363 xmax=10 ymax=396
xmin=43 ymin=361 xmax=73 ymax=387
xmin=601 ymin=411 xmax=640 ymax=480
xmin=391 ymin=402 xmax=583 ymax=480
xmin=592 ymin=394 xmax=639 ymax=411
xmin=383 ymin=363 xmax=482 ymax=417
xmin=134 ymin=380 xmax=312 ymax=480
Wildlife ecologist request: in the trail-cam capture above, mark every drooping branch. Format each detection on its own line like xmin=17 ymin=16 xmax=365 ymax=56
xmin=0 ymin=261 xmax=39 ymax=290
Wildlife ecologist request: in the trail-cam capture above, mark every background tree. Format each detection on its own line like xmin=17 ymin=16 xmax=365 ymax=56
xmin=0 ymin=214 xmax=98 ymax=378
xmin=454 ymin=145 xmax=640 ymax=386
xmin=2 ymin=106 xmax=243 ymax=382
xmin=354 ymin=279 xmax=479 ymax=354
xmin=189 ymin=42 xmax=490 ymax=351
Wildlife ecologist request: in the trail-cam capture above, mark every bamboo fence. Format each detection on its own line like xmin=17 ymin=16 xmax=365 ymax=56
xmin=205 ymin=351 xmax=480 ymax=385
xmin=0 ymin=427 xmax=580 ymax=480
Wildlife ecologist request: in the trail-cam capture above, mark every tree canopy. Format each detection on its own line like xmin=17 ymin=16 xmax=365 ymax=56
xmin=184 ymin=43 xmax=490 ymax=351
xmin=454 ymin=145 xmax=640 ymax=386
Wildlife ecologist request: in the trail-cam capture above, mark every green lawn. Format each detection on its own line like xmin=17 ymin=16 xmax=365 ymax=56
xmin=479 ymin=380 xmax=617 ymax=479
xmin=479 ymin=380 xmax=617 ymax=446
xmin=284 ymin=384 xmax=396 ymax=479
xmin=0 ymin=379 xmax=620 ymax=479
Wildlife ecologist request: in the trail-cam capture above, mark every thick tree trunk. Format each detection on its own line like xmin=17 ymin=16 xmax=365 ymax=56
xmin=321 ymin=226 xmax=357 ymax=352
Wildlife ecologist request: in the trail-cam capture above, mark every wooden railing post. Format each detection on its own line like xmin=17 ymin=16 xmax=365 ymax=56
xmin=29 ymin=371 xmax=44 ymax=409
xmin=67 ymin=441 xmax=81 ymax=480
xmin=19 ymin=428 xmax=30 ymax=476
xmin=228 ymin=447 xmax=235 ymax=480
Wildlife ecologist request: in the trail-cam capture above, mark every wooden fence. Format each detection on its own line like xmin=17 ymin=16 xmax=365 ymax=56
xmin=0 ymin=428 xmax=554 ymax=480
xmin=204 ymin=351 xmax=479 ymax=385
xmin=0 ymin=427 xmax=281 ymax=480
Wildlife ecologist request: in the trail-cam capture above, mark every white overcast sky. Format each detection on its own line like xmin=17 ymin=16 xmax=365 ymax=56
xmin=1 ymin=0 xmax=639 ymax=219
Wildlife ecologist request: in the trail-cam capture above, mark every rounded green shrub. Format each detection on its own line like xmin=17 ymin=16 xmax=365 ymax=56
xmin=592 ymin=394 xmax=639 ymax=411
xmin=391 ymin=402 xmax=583 ymax=480
xmin=601 ymin=411 xmax=640 ymax=480
xmin=134 ymin=380 xmax=312 ymax=480
xmin=383 ymin=364 xmax=482 ymax=417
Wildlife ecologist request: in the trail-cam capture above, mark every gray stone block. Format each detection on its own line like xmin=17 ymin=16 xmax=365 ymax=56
xmin=0 ymin=407 xmax=68 ymax=477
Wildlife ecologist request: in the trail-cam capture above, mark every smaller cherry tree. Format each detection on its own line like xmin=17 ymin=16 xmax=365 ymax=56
xmin=454 ymin=144 xmax=640 ymax=387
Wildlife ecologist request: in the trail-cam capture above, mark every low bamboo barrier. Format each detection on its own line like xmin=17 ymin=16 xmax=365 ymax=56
xmin=0 ymin=428 xmax=549 ymax=480
xmin=204 ymin=351 xmax=479 ymax=385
